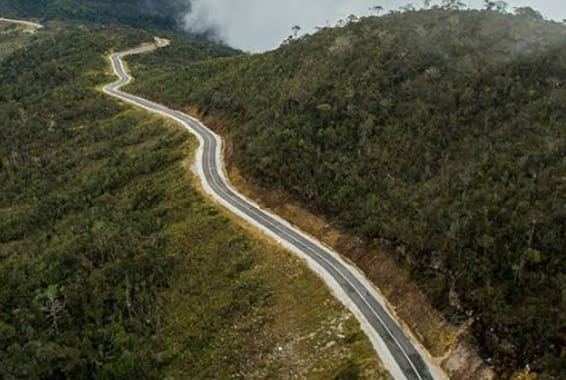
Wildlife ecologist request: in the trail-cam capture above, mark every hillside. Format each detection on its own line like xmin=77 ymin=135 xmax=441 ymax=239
xmin=128 ymin=8 xmax=566 ymax=378
xmin=0 ymin=21 xmax=36 ymax=60
xmin=1 ymin=0 xmax=191 ymax=30
xmin=0 ymin=23 xmax=388 ymax=379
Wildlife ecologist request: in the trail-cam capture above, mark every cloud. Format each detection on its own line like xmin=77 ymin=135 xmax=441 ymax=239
xmin=183 ymin=0 xmax=381 ymax=52
xmin=182 ymin=0 xmax=566 ymax=52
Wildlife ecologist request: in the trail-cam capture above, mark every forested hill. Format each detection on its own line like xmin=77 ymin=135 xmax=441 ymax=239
xmin=1 ymin=0 xmax=191 ymax=30
xmin=128 ymin=8 xmax=566 ymax=378
xmin=0 ymin=19 xmax=386 ymax=380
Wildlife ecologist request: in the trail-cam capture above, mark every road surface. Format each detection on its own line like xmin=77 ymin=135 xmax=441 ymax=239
xmin=0 ymin=17 xmax=43 ymax=33
xmin=104 ymin=42 xmax=444 ymax=380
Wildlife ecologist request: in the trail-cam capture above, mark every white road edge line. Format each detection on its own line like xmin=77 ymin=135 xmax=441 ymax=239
xmin=104 ymin=43 xmax=448 ymax=380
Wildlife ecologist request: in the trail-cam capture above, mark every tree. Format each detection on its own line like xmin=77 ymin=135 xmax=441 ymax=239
xmin=441 ymin=0 xmax=466 ymax=10
xmin=291 ymin=25 xmax=301 ymax=38
xmin=37 ymin=285 xmax=65 ymax=334
xmin=484 ymin=1 xmax=508 ymax=13
xmin=515 ymin=7 xmax=544 ymax=20
xmin=346 ymin=14 xmax=359 ymax=24
xmin=370 ymin=5 xmax=384 ymax=16
xmin=400 ymin=3 xmax=417 ymax=12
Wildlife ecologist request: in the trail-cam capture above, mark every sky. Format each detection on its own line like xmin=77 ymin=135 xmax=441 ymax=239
xmin=182 ymin=0 xmax=566 ymax=52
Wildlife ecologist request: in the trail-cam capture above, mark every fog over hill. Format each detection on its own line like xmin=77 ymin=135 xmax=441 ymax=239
xmin=182 ymin=0 xmax=566 ymax=51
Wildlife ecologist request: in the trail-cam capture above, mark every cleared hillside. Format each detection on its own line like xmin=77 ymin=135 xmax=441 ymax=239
xmin=128 ymin=8 xmax=566 ymax=378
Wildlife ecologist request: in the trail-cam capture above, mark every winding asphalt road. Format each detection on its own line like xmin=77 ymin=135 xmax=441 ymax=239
xmin=104 ymin=42 xmax=441 ymax=380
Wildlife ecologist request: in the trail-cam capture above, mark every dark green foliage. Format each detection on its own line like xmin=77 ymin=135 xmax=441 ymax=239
xmin=128 ymin=9 xmax=566 ymax=377
xmin=0 ymin=26 xmax=164 ymax=380
xmin=133 ymin=29 xmax=241 ymax=67
xmin=1 ymin=0 xmax=191 ymax=30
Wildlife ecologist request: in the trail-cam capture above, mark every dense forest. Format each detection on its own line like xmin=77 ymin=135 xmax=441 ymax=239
xmin=0 ymin=22 xmax=386 ymax=379
xmin=128 ymin=8 xmax=566 ymax=378
xmin=1 ymin=0 xmax=192 ymax=30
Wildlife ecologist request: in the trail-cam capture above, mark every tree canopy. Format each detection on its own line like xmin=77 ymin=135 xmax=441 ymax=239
xmin=128 ymin=8 xmax=566 ymax=378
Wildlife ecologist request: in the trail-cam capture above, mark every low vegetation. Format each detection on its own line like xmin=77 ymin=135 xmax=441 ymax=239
xmin=0 ymin=24 xmax=387 ymax=379
xmin=128 ymin=8 xmax=566 ymax=378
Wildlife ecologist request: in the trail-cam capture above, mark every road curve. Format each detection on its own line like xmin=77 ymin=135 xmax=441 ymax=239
xmin=103 ymin=42 xmax=443 ymax=380
xmin=0 ymin=17 xmax=43 ymax=32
